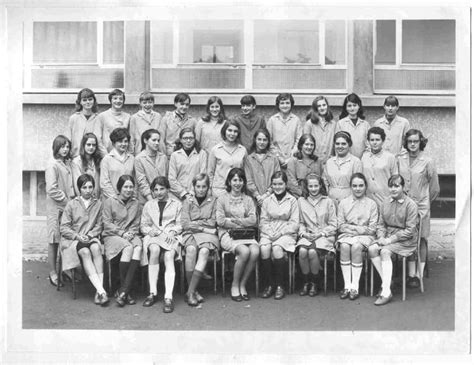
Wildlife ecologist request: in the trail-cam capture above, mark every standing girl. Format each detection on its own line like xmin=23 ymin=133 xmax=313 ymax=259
xmin=72 ymin=132 xmax=102 ymax=199
xmin=195 ymin=96 xmax=227 ymax=154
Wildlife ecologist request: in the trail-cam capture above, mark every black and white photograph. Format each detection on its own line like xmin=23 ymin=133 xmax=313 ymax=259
xmin=1 ymin=0 xmax=471 ymax=363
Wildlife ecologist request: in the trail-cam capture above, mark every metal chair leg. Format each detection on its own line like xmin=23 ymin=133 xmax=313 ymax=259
xmin=370 ymin=261 xmax=374 ymax=297
xmin=255 ymin=259 xmax=259 ymax=297
xmin=221 ymin=252 xmax=226 ymax=297
xmin=402 ymin=257 xmax=406 ymax=301
xmin=364 ymin=252 xmax=368 ymax=297
xmin=323 ymin=254 xmax=328 ymax=296
xmin=72 ymin=268 xmax=77 ymax=300
xmin=56 ymin=245 xmax=62 ymax=292
xmin=213 ymin=252 xmax=218 ymax=295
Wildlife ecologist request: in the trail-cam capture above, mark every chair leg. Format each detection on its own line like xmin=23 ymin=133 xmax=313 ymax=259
xmin=323 ymin=255 xmax=328 ymax=296
xmin=333 ymin=253 xmax=337 ymax=292
xmin=255 ymin=259 xmax=259 ymax=297
xmin=221 ymin=252 xmax=226 ymax=297
xmin=402 ymin=257 xmax=406 ymax=301
xmin=370 ymin=261 xmax=374 ymax=297
xmin=72 ymin=268 xmax=77 ymax=300
xmin=107 ymin=260 xmax=112 ymax=294
xmin=364 ymin=253 xmax=368 ymax=297
xmin=56 ymin=246 xmax=62 ymax=292
xmin=213 ymin=253 xmax=218 ymax=295
xmin=180 ymin=260 xmax=185 ymax=295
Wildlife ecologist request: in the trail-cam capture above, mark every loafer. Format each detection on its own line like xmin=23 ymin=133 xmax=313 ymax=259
xmin=231 ymin=294 xmax=243 ymax=302
xmin=94 ymin=292 xmax=100 ymax=305
xmin=142 ymin=293 xmax=157 ymax=307
xmin=349 ymin=289 xmax=359 ymax=301
xmin=98 ymin=293 xmax=109 ymax=306
xmin=126 ymin=294 xmax=136 ymax=305
xmin=163 ymin=298 xmax=174 ymax=313
xmin=308 ymin=282 xmax=319 ymax=297
xmin=115 ymin=292 xmax=126 ymax=307
xmin=274 ymin=286 xmax=285 ymax=300
xmin=261 ymin=286 xmax=274 ymax=299
xmin=340 ymin=289 xmax=350 ymax=300
xmin=374 ymin=293 xmax=393 ymax=306
xmin=299 ymin=283 xmax=310 ymax=296
xmin=195 ymin=291 xmax=204 ymax=303
xmin=49 ymin=274 xmax=64 ymax=288
xmin=184 ymin=292 xmax=199 ymax=307
xmin=241 ymin=293 xmax=250 ymax=301
xmin=407 ymin=276 xmax=420 ymax=289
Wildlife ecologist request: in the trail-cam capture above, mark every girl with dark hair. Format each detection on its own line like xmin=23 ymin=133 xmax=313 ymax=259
xmin=67 ymin=88 xmax=100 ymax=158
xmin=72 ymin=132 xmax=102 ymax=199
xmin=286 ymin=134 xmax=322 ymax=197
xmin=140 ymin=176 xmax=182 ymax=313
xmin=216 ymin=168 xmax=259 ymax=301
xmin=134 ymin=128 xmax=169 ymax=204
xmin=303 ymin=95 xmax=336 ymax=164
xmin=398 ymin=129 xmax=439 ymax=288
xmin=323 ymin=131 xmax=363 ymax=203
xmin=60 ymin=174 xmax=107 ymax=305
xmin=244 ymin=128 xmax=281 ymax=206
xmin=169 ymin=128 xmax=207 ymax=201
xmin=296 ymin=173 xmax=337 ymax=296
xmin=45 ymin=135 xmax=77 ymax=287
xmin=259 ymin=171 xmax=299 ymax=300
xmin=102 ymin=175 xmax=143 ymax=307
xmin=195 ymin=96 xmax=227 ymax=153
xmin=100 ymin=128 xmax=135 ymax=200
xmin=336 ymin=93 xmax=370 ymax=159
xmin=336 ymin=173 xmax=378 ymax=301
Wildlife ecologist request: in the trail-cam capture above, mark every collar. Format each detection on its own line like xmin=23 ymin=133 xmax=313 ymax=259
xmin=109 ymin=148 xmax=132 ymax=160
xmin=190 ymin=194 xmax=214 ymax=205
xmin=113 ymin=194 xmax=137 ymax=205
xmin=274 ymin=113 xmax=296 ymax=122
xmin=307 ymin=195 xmax=325 ymax=205
xmin=176 ymin=148 xmax=198 ymax=156
xmin=390 ymin=197 xmax=405 ymax=204
xmin=174 ymin=111 xmax=188 ymax=121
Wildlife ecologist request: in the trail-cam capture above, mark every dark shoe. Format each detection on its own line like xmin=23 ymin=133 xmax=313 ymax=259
xmin=126 ymin=294 xmax=136 ymax=305
xmin=184 ymin=292 xmax=199 ymax=307
xmin=261 ymin=286 xmax=274 ymax=299
xmin=49 ymin=274 xmax=64 ymax=287
xmin=274 ymin=286 xmax=285 ymax=300
xmin=241 ymin=293 xmax=250 ymax=301
xmin=231 ymin=294 xmax=243 ymax=302
xmin=195 ymin=291 xmax=205 ymax=303
xmin=374 ymin=293 xmax=393 ymax=306
xmin=98 ymin=293 xmax=109 ymax=306
xmin=299 ymin=282 xmax=310 ymax=296
xmin=407 ymin=276 xmax=420 ymax=289
xmin=142 ymin=293 xmax=157 ymax=307
xmin=349 ymin=289 xmax=359 ymax=301
xmin=308 ymin=282 xmax=319 ymax=297
xmin=163 ymin=298 xmax=174 ymax=313
xmin=115 ymin=292 xmax=126 ymax=307
xmin=94 ymin=292 xmax=100 ymax=305
xmin=340 ymin=289 xmax=350 ymax=300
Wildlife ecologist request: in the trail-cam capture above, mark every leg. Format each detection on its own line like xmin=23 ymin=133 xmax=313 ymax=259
xmin=271 ymin=246 xmax=286 ymax=299
xmin=48 ymin=242 xmax=59 ymax=279
xmin=89 ymin=243 xmax=104 ymax=289
xmin=148 ymin=244 xmax=161 ymax=295
xmin=121 ymin=246 xmax=142 ymax=296
xmin=185 ymin=244 xmax=197 ymax=286
xmin=298 ymin=247 xmax=310 ymax=295
xmin=369 ymin=244 xmax=382 ymax=296
xmin=379 ymin=248 xmax=393 ymax=298
xmin=339 ymin=242 xmax=351 ymax=292
xmin=187 ymin=247 xmax=209 ymax=297
xmin=78 ymin=248 xmax=106 ymax=295
xmin=350 ymin=243 xmax=363 ymax=293
xmin=308 ymin=249 xmax=320 ymax=296
xmin=163 ymin=250 xmax=176 ymax=300
xmin=231 ymin=245 xmax=250 ymax=297
xmin=260 ymin=244 xmax=273 ymax=297
xmin=239 ymin=244 xmax=259 ymax=296
xmin=118 ymin=245 xmax=133 ymax=292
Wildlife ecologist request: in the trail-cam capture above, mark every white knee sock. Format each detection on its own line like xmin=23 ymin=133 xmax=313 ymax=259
xmin=380 ymin=259 xmax=393 ymax=297
xmin=351 ymin=263 xmax=362 ymax=292
xmin=407 ymin=261 xmax=417 ymax=277
xmin=88 ymin=274 xmax=105 ymax=295
xmin=418 ymin=262 xmax=426 ymax=279
xmin=148 ymin=264 xmax=159 ymax=295
xmin=98 ymin=273 xmax=104 ymax=287
xmin=164 ymin=269 xmax=175 ymax=299
xmin=340 ymin=260 xmax=351 ymax=290
xmin=371 ymin=256 xmax=382 ymax=278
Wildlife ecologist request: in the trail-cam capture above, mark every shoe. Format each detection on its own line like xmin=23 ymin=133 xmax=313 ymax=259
xmin=94 ymin=292 xmax=100 ymax=305
xmin=349 ymin=289 xmax=359 ymax=301
xmin=299 ymin=282 xmax=310 ymax=296
xmin=115 ymin=292 xmax=126 ymax=307
xmin=308 ymin=282 xmax=319 ymax=297
xmin=195 ymin=291 xmax=204 ymax=303
xmin=98 ymin=293 xmax=109 ymax=306
xmin=126 ymin=294 xmax=136 ymax=305
xmin=261 ymin=286 xmax=274 ymax=299
xmin=142 ymin=293 xmax=157 ymax=307
xmin=231 ymin=294 xmax=243 ymax=302
xmin=407 ymin=276 xmax=420 ymax=289
xmin=184 ymin=292 xmax=199 ymax=307
xmin=163 ymin=298 xmax=174 ymax=313
xmin=274 ymin=286 xmax=285 ymax=300
xmin=49 ymin=274 xmax=64 ymax=287
xmin=241 ymin=293 xmax=250 ymax=301
xmin=340 ymin=289 xmax=350 ymax=300
xmin=374 ymin=293 xmax=393 ymax=306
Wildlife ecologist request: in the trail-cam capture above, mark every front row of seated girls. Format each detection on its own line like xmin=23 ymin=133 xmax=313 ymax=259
xmin=59 ymin=168 xmax=418 ymax=313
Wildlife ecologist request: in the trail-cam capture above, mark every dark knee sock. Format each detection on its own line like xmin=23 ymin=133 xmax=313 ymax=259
xmin=187 ymin=270 xmax=203 ymax=295
xmin=274 ymin=258 xmax=285 ymax=287
xmin=310 ymin=272 xmax=319 ymax=284
xmin=121 ymin=260 xmax=139 ymax=294
xmin=119 ymin=261 xmax=130 ymax=291
xmin=261 ymin=258 xmax=272 ymax=287
xmin=302 ymin=273 xmax=309 ymax=284
xmin=185 ymin=270 xmax=193 ymax=287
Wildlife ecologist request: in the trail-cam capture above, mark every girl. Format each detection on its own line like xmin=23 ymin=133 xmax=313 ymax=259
xmin=296 ymin=174 xmax=337 ymax=296
xmin=72 ymin=132 xmax=102 ymax=199
xmin=140 ymin=177 xmax=182 ymax=313
xmin=135 ymin=129 xmax=169 ymax=204
xmin=100 ymin=128 xmax=135 ymax=200
xmin=361 ymin=127 xmax=398 ymax=207
xmin=286 ymin=134 xmax=323 ymax=198
xmin=216 ymin=168 xmax=259 ymax=301
xmin=243 ymin=128 xmax=281 ymax=207
xmin=323 ymin=131 xmax=363 ymax=204
xmin=336 ymin=93 xmax=370 ymax=159
xmin=369 ymin=174 xmax=419 ymax=305
xmin=195 ymin=96 xmax=227 ymax=154
xmin=102 ymin=175 xmax=142 ymax=307
xmin=303 ymin=95 xmax=337 ymax=164
xmin=259 ymin=171 xmax=299 ymax=300
xmin=337 ymin=173 xmax=378 ymax=300
xmin=266 ymin=93 xmax=302 ymax=168
xmin=67 ymin=88 xmax=100 ymax=158
xmin=45 ymin=135 xmax=77 ymax=287
xmin=169 ymin=128 xmax=207 ymax=201
xmin=208 ymin=120 xmax=247 ymax=198
xmin=398 ymin=129 xmax=439 ymax=288
xmin=181 ymin=173 xmax=219 ymax=306
xmin=60 ymin=174 xmax=107 ymax=305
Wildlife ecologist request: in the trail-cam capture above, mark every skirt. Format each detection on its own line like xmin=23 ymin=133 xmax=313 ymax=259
xmin=142 ymin=234 xmax=182 ymax=265
xmin=61 ymin=237 xmax=103 ymax=271
xmin=103 ymin=235 xmax=143 ymax=262
xmin=296 ymin=236 xmax=336 ymax=253
xmin=259 ymin=235 xmax=296 ymax=253
xmin=220 ymin=232 xmax=257 ymax=254
xmin=337 ymin=235 xmax=374 ymax=249
xmin=183 ymin=232 xmax=220 ymax=251
xmin=380 ymin=241 xmax=417 ymax=258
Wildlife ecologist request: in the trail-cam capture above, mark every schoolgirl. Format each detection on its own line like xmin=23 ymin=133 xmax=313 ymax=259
xmin=195 ymin=96 xmax=227 ymax=154
xmin=72 ymin=132 xmax=102 ymax=199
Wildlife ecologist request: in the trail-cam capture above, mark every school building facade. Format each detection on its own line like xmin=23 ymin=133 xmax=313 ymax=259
xmin=15 ymin=4 xmax=459 ymax=221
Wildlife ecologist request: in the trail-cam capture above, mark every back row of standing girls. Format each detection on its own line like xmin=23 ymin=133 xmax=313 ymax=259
xmin=46 ymin=88 xmax=439 ymax=301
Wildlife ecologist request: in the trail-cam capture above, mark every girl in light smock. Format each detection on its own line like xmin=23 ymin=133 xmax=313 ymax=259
xmin=72 ymin=132 xmax=102 ymax=199
xmin=169 ymin=128 xmax=207 ymax=201
xmin=259 ymin=171 xmax=299 ymax=300
xmin=140 ymin=177 xmax=182 ymax=314
xmin=296 ymin=174 xmax=337 ymax=297
xmin=102 ymin=175 xmax=142 ymax=307
xmin=181 ymin=173 xmax=219 ymax=307
xmin=60 ymin=174 xmax=108 ymax=306
xmin=216 ymin=168 xmax=259 ymax=302
xmin=337 ymin=173 xmax=378 ymax=301
xmin=195 ymin=96 xmax=227 ymax=154
xmin=323 ymin=131 xmax=363 ymax=204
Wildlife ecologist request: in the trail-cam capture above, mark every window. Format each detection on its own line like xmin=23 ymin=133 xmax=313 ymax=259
xmin=374 ymin=20 xmax=396 ymax=65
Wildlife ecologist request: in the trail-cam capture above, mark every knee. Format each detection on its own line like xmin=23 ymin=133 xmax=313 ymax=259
xmin=238 ymin=246 xmax=250 ymax=260
xmin=164 ymin=251 xmax=175 ymax=265
xmin=78 ymin=248 xmax=91 ymax=259
xmin=186 ymin=245 xmax=197 ymax=257
xmin=299 ymin=248 xmax=308 ymax=259
xmin=340 ymin=243 xmax=350 ymax=254
xmin=90 ymin=244 xmax=101 ymax=256
xmin=198 ymin=248 xmax=210 ymax=261
xmin=380 ymin=249 xmax=391 ymax=261
xmin=351 ymin=243 xmax=363 ymax=254
xmin=368 ymin=245 xmax=380 ymax=258
xmin=272 ymin=246 xmax=284 ymax=259
xmin=308 ymin=249 xmax=318 ymax=260
xmin=260 ymin=245 xmax=271 ymax=259
xmin=149 ymin=245 xmax=160 ymax=259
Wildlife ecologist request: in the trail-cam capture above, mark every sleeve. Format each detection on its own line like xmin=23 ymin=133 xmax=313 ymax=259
xmin=244 ymin=156 xmax=258 ymax=198
xmin=297 ymin=200 xmax=307 ymax=236
xmin=128 ymin=204 xmax=142 ymax=235
xmin=322 ymin=162 xmax=330 ymax=191
xmin=352 ymin=157 xmax=363 ymax=174
xmin=303 ymin=120 xmax=311 ymax=135
xmin=99 ymin=157 xmax=116 ymax=200
xmin=140 ymin=203 xmax=155 ymax=236
xmin=87 ymin=204 xmax=103 ymax=238
xmin=45 ymin=162 xmax=67 ymax=203
xmin=215 ymin=196 xmax=238 ymax=229
xmin=181 ymin=199 xmax=194 ymax=232
xmin=134 ymin=157 xmax=152 ymax=200
xmin=168 ymin=153 xmax=186 ymax=198
xmin=293 ymin=117 xmax=303 ymax=155
xmin=195 ymin=120 xmax=203 ymax=145
xmin=280 ymin=198 xmax=300 ymax=235
xmin=95 ymin=113 xmax=108 ymax=158
xmin=376 ymin=202 xmax=387 ymax=239
xmin=336 ymin=200 xmax=350 ymax=233
xmin=389 ymin=201 xmax=418 ymax=243
xmin=102 ymin=199 xmax=125 ymax=237
xmin=427 ymin=159 xmax=440 ymax=203
xmin=60 ymin=202 xmax=79 ymax=240
xmin=259 ymin=198 xmax=273 ymax=236
xmin=389 ymin=153 xmax=398 ymax=175
xmin=362 ymin=200 xmax=379 ymax=236
xmin=129 ymin=116 xmax=137 ymax=155
xmin=237 ymin=196 xmax=257 ymax=227
xmin=168 ymin=202 xmax=183 ymax=234
xmin=65 ymin=115 xmax=74 ymax=141
xmin=199 ymin=150 xmax=208 ymax=175
xmin=207 ymin=148 xmax=217 ymax=190
xmin=286 ymin=158 xmax=302 ymax=197
xmin=322 ymin=199 xmax=337 ymax=237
